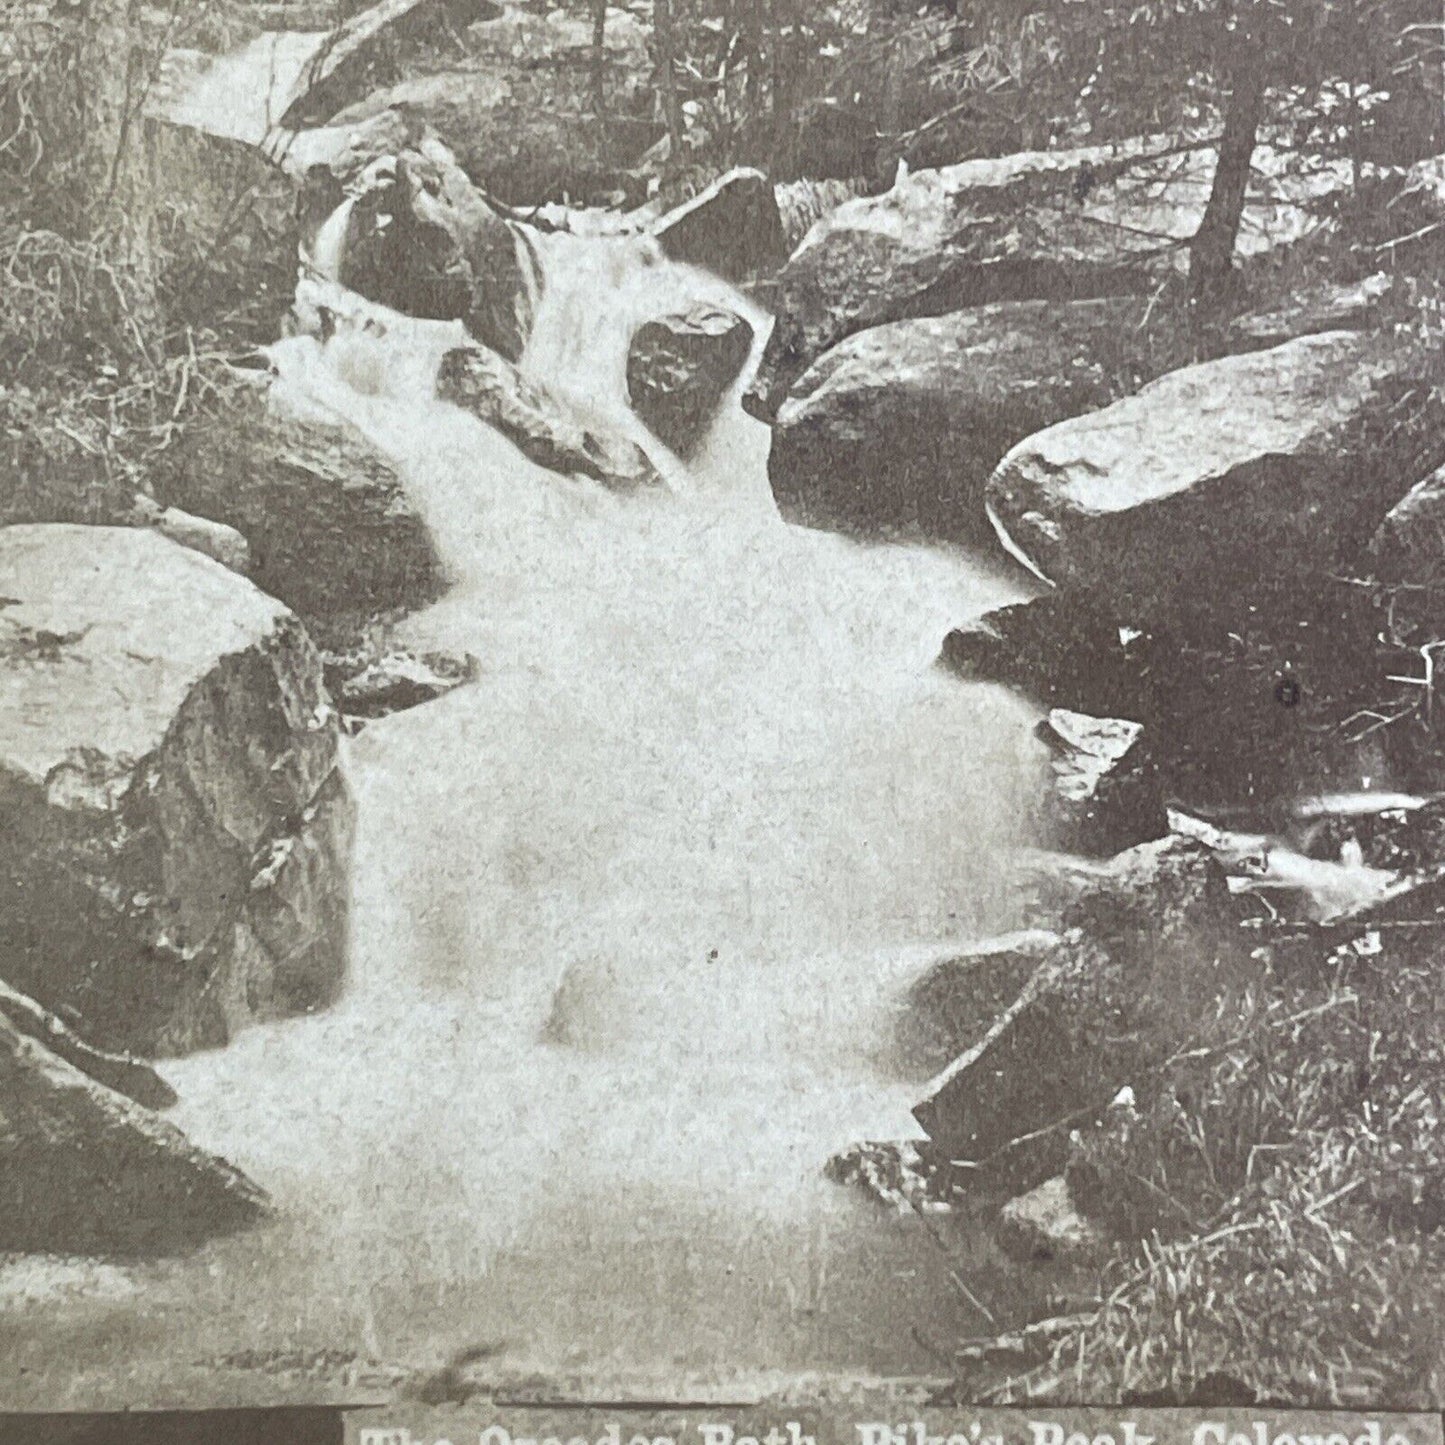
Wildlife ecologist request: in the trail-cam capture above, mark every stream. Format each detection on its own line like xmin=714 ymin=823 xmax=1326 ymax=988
xmin=0 ymin=230 xmax=1048 ymax=1409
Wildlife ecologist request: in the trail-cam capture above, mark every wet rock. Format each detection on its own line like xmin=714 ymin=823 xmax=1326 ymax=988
xmin=913 ymin=837 xmax=1242 ymax=1171
xmin=937 ymin=594 xmax=1163 ymax=721
xmin=154 ymin=367 xmax=445 ymax=638
xmin=0 ymin=525 xmax=353 ymax=1056
xmin=127 ymin=495 xmax=250 ymax=575
xmin=334 ymin=148 xmax=538 ymax=362
xmin=627 ymin=306 xmax=755 ymax=458
xmin=1037 ymin=710 xmax=1165 ymax=857
xmin=997 ymin=1175 xmax=1108 ymax=1265
xmin=0 ymin=1009 xmax=270 ymax=1255
xmin=331 ymin=648 xmax=477 ymax=720
xmin=894 ymin=931 xmax=1062 ymax=1077
xmin=437 ymin=345 xmax=660 ymax=493
xmin=321 ymin=6 xmax=658 ymax=206
xmin=0 ymin=978 xmax=175 ymax=1111
xmin=287 ymin=110 xmax=461 ymax=253
xmin=769 ymin=297 xmax=1155 ymax=546
xmin=653 ymin=168 xmax=788 ymax=283
xmin=987 ymin=332 xmax=1445 ymax=623
xmin=1229 ymin=273 xmax=1394 ymax=349
xmin=746 ymin=139 xmax=1349 ymax=419
xmin=1366 ymin=461 xmax=1445 ymax=641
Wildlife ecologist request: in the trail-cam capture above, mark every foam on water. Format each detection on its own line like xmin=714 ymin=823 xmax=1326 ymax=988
xmin=47 ymin=238 xmax=1048 ymax=1395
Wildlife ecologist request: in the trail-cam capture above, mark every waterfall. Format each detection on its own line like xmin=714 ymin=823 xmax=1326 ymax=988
xmin=158 ymin=231 xmax=1046 ymax=1387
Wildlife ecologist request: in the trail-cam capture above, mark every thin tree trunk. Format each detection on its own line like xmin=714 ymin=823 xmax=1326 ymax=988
xmin=79 ymin=0 xmax=161 ymax=356
xmin=590 ymin=0 xmax=608 ymax=119
xmin=1189 ymin=42 xmax=1267 ymax=311
xmin=654 ymin=0 xmax=684 ymax=164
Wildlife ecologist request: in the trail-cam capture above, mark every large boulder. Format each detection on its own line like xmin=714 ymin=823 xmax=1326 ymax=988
xmin=913 ymin=836 xmax=1242 ymax=1172
xmin=326 ymin=148 xmax=538 ymax=362
xmin=769 ymin=296 xmax=1157 ymax=546
xmin=652 ymin=169 xmax=788 ymax=283
xmin=987 ymin=332 xmax=1445 ymax=621
xmin=437 ymin=345 xmax=660 ymax=492
xmin=154 ymin=367 xmax=445 ymax=638
xmin=746 ymin=139 xmax=1351 ymax=419
xmin=627 ymin=306 xmax=755 ymax=458
xmin=149 ymin=120 xmax=299 ymax=346
xmin=0 ymin=525 xmax=353 ymax=1056
xmin=321 ymin=5 xmax=659 ymax=206
xmin=0 ymin=1009 xmax=270 ymax=1255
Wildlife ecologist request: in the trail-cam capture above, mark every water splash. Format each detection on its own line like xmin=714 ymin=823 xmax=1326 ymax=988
xmin=154 ymin=236 xmax=1045 ymax=1389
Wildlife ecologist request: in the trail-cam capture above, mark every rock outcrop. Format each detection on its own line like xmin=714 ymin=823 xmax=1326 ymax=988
xmin=1228 ymin=273 xmax=1394 ymax=350
xmin=652 ymin=169 xmax=788 ymax=282
xmin=987 ymin=332 xmax=1445 ymax=621
xmin=330 ymin=648 xmax=477 ymax=722
xmin=938 ymin=594 xmax=1164 ymax=721
xmin=769 ymin=297 xmax=1155 ymax=545
xmin=437 ymin=345 xmax=660 ymax=492
xmin=746 ymin=139 xmax=1350 ymax=419
xmin=627 ymin=306 xmax=755 ymax=457
xmin=0 ymin=525 xmax=353 ymax=1056
xmin=913 ymin=837 xmax=1242 ymax=1171
xmin=329 ymin=148 xmax=538 ymax=362
xmin=278 ymin=0 xmax=504 ymax=129
xmin=155 ymin=367 xmax=445 ymax=637
xmin=0 ymin=1008 xmax=270 ymax=1255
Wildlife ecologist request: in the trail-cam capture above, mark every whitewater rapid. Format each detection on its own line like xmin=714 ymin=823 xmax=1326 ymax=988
xmin=6 ymin=233 xmax=1048 ymax=1404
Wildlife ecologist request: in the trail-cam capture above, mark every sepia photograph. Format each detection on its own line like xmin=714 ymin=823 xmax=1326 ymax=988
xmin=3 ymin=0 xmax=1445 ymax=1423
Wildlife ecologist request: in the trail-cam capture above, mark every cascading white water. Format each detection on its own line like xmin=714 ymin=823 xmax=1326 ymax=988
xmin=9 ymin=234 xmax=1050 ymax=1402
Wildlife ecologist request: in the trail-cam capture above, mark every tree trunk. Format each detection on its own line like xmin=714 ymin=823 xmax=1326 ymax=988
xmin=78 ymin=0 xmax=161 ymax=357
xmin=1189 ymin=40 xmax=1267 ymax=312
xmin=654 ymin=0 xmax=684 ymax=165
xmin=590 ymin=0 xmax=608 ymax=119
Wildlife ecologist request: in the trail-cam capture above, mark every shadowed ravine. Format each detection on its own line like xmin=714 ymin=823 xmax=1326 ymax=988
xmin=0 ymin=236 xmax=1047 ymax=1404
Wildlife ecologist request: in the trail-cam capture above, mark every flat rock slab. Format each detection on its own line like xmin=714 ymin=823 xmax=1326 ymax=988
xmin=987 ymin=331 xmax=1445 ymax=621
xmin=0 ymin=1010 xmax=269 ymax=1256
xmin=0 ymin=525 xmax=353 ymax=1056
